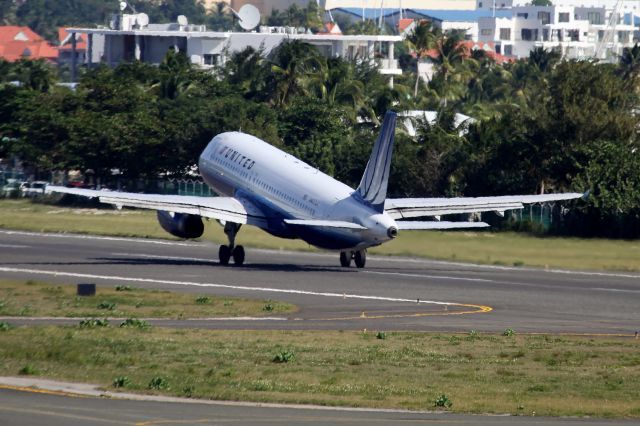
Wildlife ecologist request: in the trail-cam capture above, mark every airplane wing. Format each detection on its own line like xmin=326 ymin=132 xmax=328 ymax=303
xmin=45 ymin=185 xmax=267 ymax=226
xmin=385 ymin=193 xmax=585 ymax=219
xmin=395 ymin=221 xmax=489 ymax=230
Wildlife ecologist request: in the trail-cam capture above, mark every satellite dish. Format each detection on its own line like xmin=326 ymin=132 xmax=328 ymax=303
xmin=237 ymin=4 xmax=260 ymax=31
xmin=137 ymin=13 xmax=149 ymax=27
xmin=177 ymin=15 xmax=188 ymax=26
xmin=119 ymin=1 xmax=127 ymax=11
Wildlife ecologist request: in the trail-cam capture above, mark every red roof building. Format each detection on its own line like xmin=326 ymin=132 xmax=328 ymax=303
xmin=0 ymin=26 xmax=58 ymax=62
xmin=57 ymin=28 xmax=87 ymax=66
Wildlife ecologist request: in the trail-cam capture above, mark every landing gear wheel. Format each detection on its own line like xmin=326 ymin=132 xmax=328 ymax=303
xmin=339 ymin=251 xmax=352 ymax=267
xmin=232 ymin=245 xmax=245 ymax=266
xmin=219 ymin=245 xmax=231 ymax=265
xmin=354 ymin=249 xmax=366 ymax=268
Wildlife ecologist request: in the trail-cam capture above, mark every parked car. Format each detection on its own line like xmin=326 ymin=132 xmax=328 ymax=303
xmin=20 ymin=181 xmax=48 ymax=198
xmin=1 ymin=179 xmax=21 ymax=198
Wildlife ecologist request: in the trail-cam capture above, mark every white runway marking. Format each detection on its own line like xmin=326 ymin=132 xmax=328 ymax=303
xmin=0 ymin=244 xmax=29 ymax=249
xmin=0 ymin=230 xmax=199 ymax=247
xmin=591 ymin=287 xmax=640 ymax=294
xmin=363 ymin=270 xmax=494 ymax=283
xmin=111 ymin=252 xmax=215 ymax=263
xmin=0 ymin=266 xmax=458 ymax=307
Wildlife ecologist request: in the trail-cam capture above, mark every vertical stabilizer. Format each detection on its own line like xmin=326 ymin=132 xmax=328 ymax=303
xmin=356 ymin=111 xmax=397 ymax=212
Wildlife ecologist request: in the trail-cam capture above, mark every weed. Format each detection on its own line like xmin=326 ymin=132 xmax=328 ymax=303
xmin=434 ymin=394 xmax=453 ymax=408
xmin=376 ymin=331 xmax=386 ymax=340
xmin=120 ymin=318 xmax=149 ymax=328
xmin=148 ymin=376 xmax=169 ymax=390
xmin=115 ymin=285 xmax=133 ymax=291
xmin=18 ymin=304 xmax=33 ymax=316
xmin=112 ymin=376 xmax=131 ymax=388
xmin=503 ymin=328 xmax=515 ymax=337
xmin=223 ymin=300 xmax=233 ymax=307
xmin=272 ymin=350 xmax=294 ymax=363
xmin=78 ymin=318 xmax=109 ymax=328
xmin=25 ymin=280 xmax=36 ymax=286
xmin=97 ymin=301 xmax=116 ymax=311
xmin=195 ymin=296 xmax=211 ymax=305
xmin=469 ymin=329 xmax=478 ymax=337
xmin=0 ymin=299 xmax=5 ymax=310
xmin=513 ymin=260 xmax=524 ymax=267
xmin=182 ymin=385 xmax=195 ymax=397
xmin=0 ymin=321 xmax=12 ymax=331
xmin=19 ymin=364 xmax=38 ymax=375
xmin=263 ymin=301 xmax=274 ymax=312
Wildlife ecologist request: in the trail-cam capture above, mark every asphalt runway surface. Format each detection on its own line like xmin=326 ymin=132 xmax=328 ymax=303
xmin=0 ymin=229 xmax=639 ymax=334
xmin=0 ymin=385 xmax=637 ymax=426
xmin=2 ymin=229 xmax=640 ymax=425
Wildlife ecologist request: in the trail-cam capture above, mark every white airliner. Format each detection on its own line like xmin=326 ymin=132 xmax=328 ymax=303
xmin=46 ymin=111 xmax=583 ymax=268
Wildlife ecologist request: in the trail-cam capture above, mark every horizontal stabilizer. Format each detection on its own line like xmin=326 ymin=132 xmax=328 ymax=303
xmin=395 ymin=221 xmax=490 ymax=230
xmin=284 ymin=219 xmax=367 ymax=230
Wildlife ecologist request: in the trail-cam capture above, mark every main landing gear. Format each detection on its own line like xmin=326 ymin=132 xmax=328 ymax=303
xmin=339 ymin=249 xmax=366 ymax=268
xmin=219 ymin=222 xmax=245 ymax=266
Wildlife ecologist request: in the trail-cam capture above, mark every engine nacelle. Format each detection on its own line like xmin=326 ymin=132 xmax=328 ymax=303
xmin=157 ymin=211 xmax=204 ymax=239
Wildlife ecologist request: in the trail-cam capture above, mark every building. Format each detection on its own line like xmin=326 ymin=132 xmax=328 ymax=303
xmin=57 ymin=28 xmax=87 ymax=69
xmin=65 ymin=14 xmax=402 ymax=84
xmin=478 ymin=5 xmax=636 ymax=59
xmin=0 ymin=26 xmax=58 ymax=62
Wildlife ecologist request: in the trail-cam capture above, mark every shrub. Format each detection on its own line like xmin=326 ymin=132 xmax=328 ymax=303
xmin=182 ymin=385 xmax=195 ymax=397
xmin=97 ymin=301 xmax=116 ymax=311
xmin=272 ymin=350 xmax=294 ymax=363
xmin=113 ymin=376 xmax=131 ymax=388
xmin=148 ymin=376 xmax=169 ymax=390
xmin=195 ymin=296 xmax=211 ymax=304
xmin=115 ymin=285 xmax=133 ymax=291
xmin=263 ymin=302 xmax=274 ymax=312
xmin=79 ymin=318 xmax=109 ymax=328
xmin=434 ymin=394 xmax=453 ymax=408
xmin=19 ymin=364 xmax=38 ymax=375
xmin=376 ymin=331 xmax=386 ymax=340
xmin=120 ymin=318 xmax=149 ymax=328
xmin=0 ymin=321 xmax=11 ymax=331
xmin=503 ymin=328 xmax=515 ymax=337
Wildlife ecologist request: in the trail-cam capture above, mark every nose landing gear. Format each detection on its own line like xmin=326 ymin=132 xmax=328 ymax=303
xmin=339 ymin=249 xmax=366 ymax=268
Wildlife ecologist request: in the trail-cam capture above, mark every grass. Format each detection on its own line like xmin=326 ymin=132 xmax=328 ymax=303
xmin=1 ymin=199 xmax=639 ymax=272
xmin=0 ymin=279 xmax=295 ymax=319
xmin=0 ymin=326 xmax=639 ymax=417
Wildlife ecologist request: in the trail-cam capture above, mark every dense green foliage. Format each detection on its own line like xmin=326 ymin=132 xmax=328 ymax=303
xmin=1 ymin=22 xmax=639 ymax=237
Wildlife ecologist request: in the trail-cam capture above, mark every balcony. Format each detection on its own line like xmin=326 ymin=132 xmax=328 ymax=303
xmin=377 ymin=58 xmax=402 ymax=75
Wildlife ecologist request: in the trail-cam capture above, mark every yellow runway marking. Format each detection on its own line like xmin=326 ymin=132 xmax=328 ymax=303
xmin=0 ymin=384 xmax=91 ymax=399
xmin=310 ymin=302 xmax=493 ymax=321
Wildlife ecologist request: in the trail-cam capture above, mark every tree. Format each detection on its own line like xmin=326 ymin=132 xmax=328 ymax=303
xmin=268 ymin=40 xmax=324 ymax=106
xmin=405 ymin=21 xmax=439 ymax=97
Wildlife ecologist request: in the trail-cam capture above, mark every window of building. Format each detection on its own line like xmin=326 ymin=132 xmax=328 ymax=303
xmin=538 ymin=11 xmax=550 ymax=25
xmin=478 ymin=1 xmax=482 ymax=7
xmin=203 ymin=54 xmax=218 ymax=66
xmin=504 ymin=45 xmax=513 ymax=56
xmin=517 ymin=13 xmax=529 ymax=19
xmin=568 ymin=29 xmax=579 ymax=41
xmin=480 ymin=28 xmax=492 ymax=36
xmin=559 ymin=12 xmax=570 ymax=23
xmin=521 ymin=28 xmax=534 ymax=41
xmin=499 ymin=28 xmax=511 ymax=40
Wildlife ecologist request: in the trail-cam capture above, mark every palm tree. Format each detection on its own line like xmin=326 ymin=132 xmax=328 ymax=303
xmin=269 ymin=40 xmax=324 ymax=106
xmin=618 ymin=43 xmax=640 ymax=83
xmin=405 ymin=21 xmax=439 ymax=97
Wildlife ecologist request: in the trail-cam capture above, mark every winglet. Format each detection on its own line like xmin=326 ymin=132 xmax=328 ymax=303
xmin=356 ymin=111 xmax=397 ymax=212
xmin=581 ymin=190 xmax=590 ymax=201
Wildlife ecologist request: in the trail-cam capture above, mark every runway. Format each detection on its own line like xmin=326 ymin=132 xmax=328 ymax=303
xmin=1 ymin=229 xmax=639 ymax=334
xmin=2 ymin=384 xmax=636 ymax=426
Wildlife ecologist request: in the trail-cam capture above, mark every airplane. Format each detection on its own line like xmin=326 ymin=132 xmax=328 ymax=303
xmin=46 ymin=111 xmax=584 ymax=268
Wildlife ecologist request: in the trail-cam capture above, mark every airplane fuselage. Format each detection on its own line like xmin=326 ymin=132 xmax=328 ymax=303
xmin=198 ymin=132 xmax=397 ymax=250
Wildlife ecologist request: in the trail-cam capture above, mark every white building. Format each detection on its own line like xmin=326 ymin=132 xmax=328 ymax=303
xmin=478 ymin=5 xmax=636 ymax=59
xmin=66 ymin=15 xmax=402 ymax=84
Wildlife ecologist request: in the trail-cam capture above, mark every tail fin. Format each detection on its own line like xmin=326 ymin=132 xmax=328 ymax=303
xmin=356 ymin=110 xmax=397 ymax=212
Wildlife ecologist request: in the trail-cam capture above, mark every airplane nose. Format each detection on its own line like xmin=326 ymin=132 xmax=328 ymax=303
xmin=387 ymin=226 xmax=398 ymax=239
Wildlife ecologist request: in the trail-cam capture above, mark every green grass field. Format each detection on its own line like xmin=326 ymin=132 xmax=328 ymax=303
xmin=1 ymin=199 xmax=639 ymax=271
xmin=0 ymin=326 xmax=638 ymax=417
xmin=0 ymin=279 xmax=295 ymax=318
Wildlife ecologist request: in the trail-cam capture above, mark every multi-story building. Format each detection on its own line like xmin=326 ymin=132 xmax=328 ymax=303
xmin=478 ymin=5 xmax=636 ymax=59
xmin=64 ymin=13 xmax=402 ymax=85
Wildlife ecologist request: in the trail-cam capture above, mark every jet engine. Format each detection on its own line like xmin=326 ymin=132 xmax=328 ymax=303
xmin=157 ymin=211 xmax=204 ymax=239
